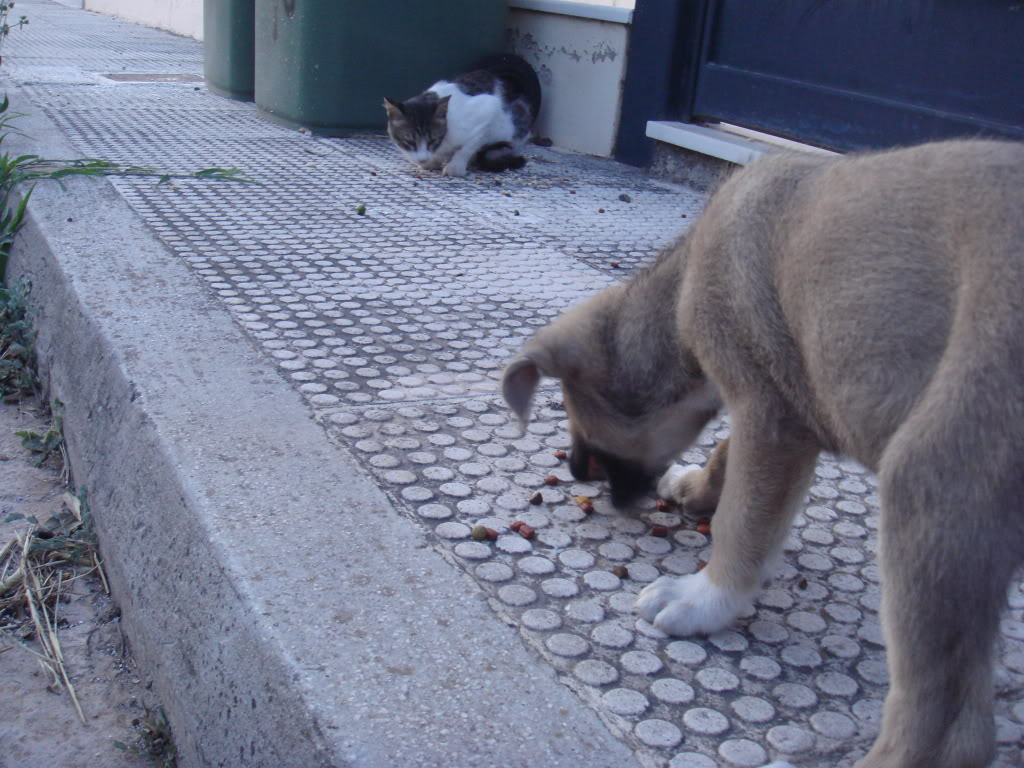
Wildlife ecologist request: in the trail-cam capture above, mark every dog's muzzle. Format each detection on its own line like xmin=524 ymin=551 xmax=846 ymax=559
xmin=570 ymin=439 xmax=662 ymax=508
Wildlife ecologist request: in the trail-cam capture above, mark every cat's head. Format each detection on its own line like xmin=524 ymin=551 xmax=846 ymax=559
xmin=383 ymin=95 xmax=450 ymax=168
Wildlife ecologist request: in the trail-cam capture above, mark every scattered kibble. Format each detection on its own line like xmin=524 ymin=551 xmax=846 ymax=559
xmin=611 ymin=565 xmax=629 ymax=579
xmin=510 ymin=520 xmax=525 ymax=533
xmin=543 ymin=475 xmax=560 ymax=486
xmin=798 ymin=577 xmax=808 ymax=590
xmin=651 ymin=525 xmax=669 ymax=537
xmin=696 ymin=517 xmax=712 ymax=536
xmin=513 ymin=210 xmax=520 ymax=216
xmin=529 ymin=491 xmax=543 ymax=505
xmin=681 ymin=213 xmax=687 ymax=218
xmin=655 ymin=498 xmax=670 ymax=511
xmin=598 ymin=208 xmax=605 ymax=213
xmin=610 ymin=262 xmax=620 ymax=269
xmin=518 ymin=524 xmax=536 ymax=539
xmin=553 ymin=450 xmax=568 ymax=459
xmin=618 ymin=193 xmax=632 ymax=203
xmin=471 ymin=525 xmax=489 ymax=541
xmin=355 ymin=204 xmax=366 ymax=215
xmin=369 ymin=171 xmax=377 ymax=176
xmin=695 ymin=561 xmax=707 ymax=571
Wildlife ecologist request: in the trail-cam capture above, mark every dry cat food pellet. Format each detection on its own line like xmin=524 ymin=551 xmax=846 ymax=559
xmin=798 ymin=577 xmax=808 ymax=590
xmin=612 ymin=565 xmax=629 ymax=579
xmin=543 ymin=475 xmax=560 ymax=486
xmin=695 ymin=561 xmax=707 ymax=571
xmin=553 ymin=450 xmax=568 ymax=459
xmin=471 ymin=525 xmax=499 ymax=541
xmin=655 ymin=498 xmax=670 ymax=512
xmin=518 ymin=524 xmax=536 ymax=540
xmin=651 ymin=525 xmax=670 ymax=537
xmin=529 ymin=491 xmax=543 ymax=505
xmin=510 ymin=520 xmax=525 ymax=533
xmin=574 ymin=495 xmax=595 ymax=514
xmin=695 ymin=518 xmax=712 ymax=536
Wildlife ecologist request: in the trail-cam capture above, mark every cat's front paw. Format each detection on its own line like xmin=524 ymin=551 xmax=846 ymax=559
xmin=635 ymin=571 xmax=750 ymax=636
xmin=442 ymin=160 xmax=468 ymax=177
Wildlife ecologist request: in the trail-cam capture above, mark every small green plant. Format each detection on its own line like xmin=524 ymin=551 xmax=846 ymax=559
xmin=0 ymin=278 xmax=35 ymax=399
xmin=0 ymin=95 xmax=251 ymax=280
xmin=114 ymin=704 xmax=178 ymax=768
xmin=15 ymin=397 xmax=64 ymax=468
xmin=0 ymin=1 xmax=28 ymax=57
xmin=3 ymin=488 xmax=95 ymax=565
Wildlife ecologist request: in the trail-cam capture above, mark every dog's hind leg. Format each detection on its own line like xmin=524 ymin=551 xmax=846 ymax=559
xmin=636 ymin=406 xmax=819 ymax=635
xmin=858 ymin=428 xmax=1022 ymax=768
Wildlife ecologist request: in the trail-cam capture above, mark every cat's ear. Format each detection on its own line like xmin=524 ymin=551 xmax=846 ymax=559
xmin=434 ymin=96 xmax=451 ymax=119
xmin=383 ymin=97 xmax=404 ymax=121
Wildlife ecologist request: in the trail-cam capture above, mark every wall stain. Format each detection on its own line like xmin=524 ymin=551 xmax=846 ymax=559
xmin=508 ymin=28 xmax=620 ymax=69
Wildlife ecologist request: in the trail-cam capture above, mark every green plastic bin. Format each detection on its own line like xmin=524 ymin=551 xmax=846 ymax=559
xmin=204 ymin=0 xmax=256 ymax=101
xmin=254 ymin=0 xmax=508 ymax=135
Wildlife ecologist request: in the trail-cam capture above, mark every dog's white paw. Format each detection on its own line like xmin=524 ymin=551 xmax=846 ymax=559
xmin=634 ymin=570 xmax=751 ymax=636
xmin=656 ymin=463 xmax=702 ymax=505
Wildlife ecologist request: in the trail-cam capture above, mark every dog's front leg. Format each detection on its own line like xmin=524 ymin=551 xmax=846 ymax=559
xmin=658 ymin=437 xmax=730 ymax=513
xmin=636 ymin=409 xmax=818 ymax=635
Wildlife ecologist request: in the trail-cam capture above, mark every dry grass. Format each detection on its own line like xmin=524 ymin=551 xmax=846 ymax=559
xmin=0 ymin=491 xmax=105 ymax=722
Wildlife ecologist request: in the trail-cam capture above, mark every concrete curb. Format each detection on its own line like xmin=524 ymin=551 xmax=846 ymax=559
xmin=6 ymin=99 xmax=639 ymax=768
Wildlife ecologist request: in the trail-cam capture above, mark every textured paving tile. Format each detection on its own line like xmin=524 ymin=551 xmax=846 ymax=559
xmin=6 ymin=4 xmax=1024 ymax=766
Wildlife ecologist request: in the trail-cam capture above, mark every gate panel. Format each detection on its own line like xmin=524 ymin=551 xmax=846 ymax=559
xmin=692 ymin=0 xmax=1024 ymax=150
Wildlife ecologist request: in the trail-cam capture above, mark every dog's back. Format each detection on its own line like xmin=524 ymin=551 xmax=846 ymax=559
xmin=683 ymin=140 xmax=1024 ymax=470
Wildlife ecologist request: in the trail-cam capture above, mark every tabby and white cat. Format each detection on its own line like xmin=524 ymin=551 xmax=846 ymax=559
xmin=383 ymin=54 xmax=541 ymax=177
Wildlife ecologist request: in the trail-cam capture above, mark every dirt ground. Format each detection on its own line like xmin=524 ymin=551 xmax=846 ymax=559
xmin=0 ymin=398 xmax=158 ymax=768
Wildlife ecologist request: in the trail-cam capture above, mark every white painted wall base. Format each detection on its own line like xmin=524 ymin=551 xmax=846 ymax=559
xmin=507 ymin=6 xmax=629 ymax=157
xmin=85 ymin=0 xmax=203 ymax=40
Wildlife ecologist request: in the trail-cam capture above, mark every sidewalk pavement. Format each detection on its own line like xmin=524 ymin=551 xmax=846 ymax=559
xmin=3 ymin=2 xmax=1023 ymax=767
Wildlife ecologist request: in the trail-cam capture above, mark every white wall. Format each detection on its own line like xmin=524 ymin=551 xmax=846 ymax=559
xmin=85 ymin=0 xmax=203 ymax=40
xmin=508 ymin=7 xmax=629 ymax=156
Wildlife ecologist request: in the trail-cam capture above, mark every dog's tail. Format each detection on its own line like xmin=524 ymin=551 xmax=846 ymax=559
xmin=473 ymin=142 xmax=527 ymax=172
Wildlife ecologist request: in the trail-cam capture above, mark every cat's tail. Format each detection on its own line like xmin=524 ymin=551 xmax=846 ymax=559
xmin=473 ymin=142 xmax=527 ymax=172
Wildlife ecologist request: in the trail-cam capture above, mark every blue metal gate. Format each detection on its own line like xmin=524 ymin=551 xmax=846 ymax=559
xmin=617 ymin=0 xmax=1024 ymax=163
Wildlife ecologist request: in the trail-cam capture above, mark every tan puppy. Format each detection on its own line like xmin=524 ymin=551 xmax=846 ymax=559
xmin=503 ymin=140 xmax=1024 ymax=768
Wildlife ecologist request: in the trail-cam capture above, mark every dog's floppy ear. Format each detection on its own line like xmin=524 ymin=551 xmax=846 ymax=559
xmin=503 ymin=291 xmax=611 ymax=425
xmin=503 ymin=356 xmax=543 ymax=425
xmin=502 ymin=333 xmax=582 ymax=426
